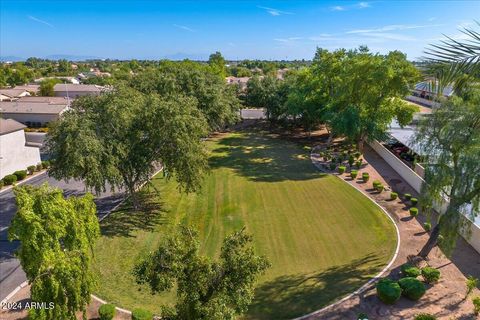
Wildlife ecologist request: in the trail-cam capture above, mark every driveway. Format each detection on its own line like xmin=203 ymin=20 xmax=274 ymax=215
xmin=0 ymin=172 xmax=125 ymax=301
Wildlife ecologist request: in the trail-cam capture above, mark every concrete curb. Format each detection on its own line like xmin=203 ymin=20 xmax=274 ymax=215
xmin=0 ymin=281 xmax=28 ymax=305
xmin=292 ymin=146 xmax=401 ymax=320
xmin=0 ymin=170 xmax=47 ymax=196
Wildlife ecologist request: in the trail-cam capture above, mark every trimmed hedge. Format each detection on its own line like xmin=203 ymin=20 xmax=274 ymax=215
xmin=414 ymin=314 xmax=437 ymax=320
xmin=401 ymin=263 xmax=421 ymax=278
xmin=421 ymin=267 xmax=440 ymax=283
xmin=348 ymin=155 xmax=355 ymax=166
xmin=390 ymin=192 xmax=398 ymax=200
xmin=376 ymin=278 xmax=401 ymax=304
xmin=404 ymin=193 xmax=412 ymax=201
xmin=36 ymin=163 xmax=43 ymax=171
xmin=411 ymin=197 xmax=418 ymax=206
xmin=13 ymin=170 xmax=27 ymax=181
xmin=375 ymin=184 xmax=384 ymax=193
xmin=3 ymin=174 xmax=17 ymax=185
xmin=41 ymin=160 xmax=50 ymax=169
xmin=372 ymin=180 xmax=381 ymax=188
xmin=98 ymin=304 xmax=116 ymax=320
xmin=350 ymin=170 xmax=358 ymax=179
xmin=398 ymin=277 xmax=426 ymax=300
xmin=27 ymin=165 xmax=36 ymax=174
xmin=423 ymin=222 xmax=431 ymax=231
xmin=338 ymin=166 xmax=346 ymax=174
xmin=131 ymin=308 xmax=153 ymax=320
xmin=362 ymin=172 xmax=370 ymax=182
xmin=410 ymin=207 xmax=419 ymax=217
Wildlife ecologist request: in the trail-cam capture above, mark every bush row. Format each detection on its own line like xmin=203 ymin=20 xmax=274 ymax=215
xmin=0 ymin=161 xmax=50 ymax=188
xmin=97 ymin=304 xmax=153 ymax=320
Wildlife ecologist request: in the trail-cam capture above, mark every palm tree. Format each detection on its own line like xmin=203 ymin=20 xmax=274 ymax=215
xmin=423 ymin=21 xmax=480 ymax=95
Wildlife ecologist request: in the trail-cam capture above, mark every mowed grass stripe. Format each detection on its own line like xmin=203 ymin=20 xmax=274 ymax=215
xmin=92 ymin=131 xmax=396 ymax=319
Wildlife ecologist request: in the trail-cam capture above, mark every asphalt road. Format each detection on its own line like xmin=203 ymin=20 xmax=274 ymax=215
xmin=0 ymin=172 xmax=125 ymax=301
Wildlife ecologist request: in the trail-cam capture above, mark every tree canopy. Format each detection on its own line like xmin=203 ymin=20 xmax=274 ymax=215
xmin=134 ymin=226 xmax=269 ymax=320
xmin=46 ymin=85 xmax=209 ymax=206
xmin=208 ymin=51 xmax=227 ymax=78
xmin=9 ymin=184 xmax=100 ymax=320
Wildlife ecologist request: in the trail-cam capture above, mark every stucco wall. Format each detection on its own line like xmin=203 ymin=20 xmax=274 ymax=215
xmin=369 ymin=140 xmax=480 ymax=254
xmin=54 ymin=91 xmax=99 ymax=98
xmin=0 ymin=130 xmax=41 ymax=178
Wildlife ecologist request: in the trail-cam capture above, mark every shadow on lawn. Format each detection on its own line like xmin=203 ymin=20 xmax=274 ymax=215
xmin=209 ymin=133 xmax=326 ymax=183
xmin=100 ymin=191 xmax=168 ymax=238
xmin=245 ymin=253 xmax=385 ymax=320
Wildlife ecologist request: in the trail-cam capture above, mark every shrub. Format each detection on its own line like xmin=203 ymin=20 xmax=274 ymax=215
xmin=401 ymin=263 xmax=421 ymax=278
xmin=357 ymin=312 xmax=369 ymax=320
xmin=362 ymin=172 xmax=370 ymax=182
xmin=414 ymin=314 xmax=437 ymax=320
xmin=355 ymin=159 xmax=363 ymax=168
xmin=410 ymin=207 xmax=419 ymax=217
xmin=398 ymin=277 xmax=426 ymax=300
xmin=375 ymin=184 xmax=384 ymax=193
xmin=411 ymin=197 xmax=418 ymax=206
xmin=350 ymin=170 xmax=358 ymax=179
xmin=376 ymin=278 xmax=401 ymax=304
xmin=3 ymin=174 xmax=17 ymax=185
xmin=354 ymin=151 xmax=361 ymax=159
xmin=421 ymin=267 xmax=440 ymax=283
xmin=348 ymin=155 xmax=355 ymax=166
xmin=98 ymin=304 xmax=116 ymax=320
xmin=0 ymin=180 xmax=3 ymax=189
xmin=404 ymin=193 xmax=412 ymax=200
xmin=372 ymin=180 xmax=381 ymax=188
xmin=329 ymin=163 xmax=336 ymax=170
xmin=423 ymin=222 xmax=432 ymax=231
xmin=27 ymin=165 xmax=36 ymax=175
xmin=338 ymin=166 xmax=346 ymax=174
xmin=131 ymin=308 xmax=153 ymax=320
xmin=41 ymin=160 xmax=50 ymax=169
xmin=36 ymin=163 xmax=43 ymax=171
xmin=466 ymin=276 xmax=479 ymax=297
xmin=390 ymin=192 xmax=398 ymax=200
xmin=13 ymin=170 xmax=27 ymax=181
xmin=473 ymin=296 xmax=480 ymax=315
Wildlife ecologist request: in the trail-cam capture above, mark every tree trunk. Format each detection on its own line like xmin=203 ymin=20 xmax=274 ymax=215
xmin=419 ymin=224 xmax=440 ymax=258
xmin=357 ymin=138 xmax=365 ymax=153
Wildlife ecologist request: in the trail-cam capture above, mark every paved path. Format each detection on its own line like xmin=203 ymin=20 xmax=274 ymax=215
xmin=305 ymin=143 xmax=480 ymax=320
xmin=0 ymin=172 xmax=124 ymax=302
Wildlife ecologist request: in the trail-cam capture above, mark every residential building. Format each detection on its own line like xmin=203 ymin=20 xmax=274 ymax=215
xmin=0 ymin=100 xmax=69 ymax=127
xmin=0 ymin=88 xmax=31 ymax=101
xmin=226 ymin=76 xmax=250 ymax=90
xmin=53 ymin=83 xmax=104 ymax=97
xmin=34 ymin=76 xmax=80 ymax=84
xmin=0 ymin=118 xmax=41 ymax=179
xmin=12 ymin=84 xmax=41 ymax=95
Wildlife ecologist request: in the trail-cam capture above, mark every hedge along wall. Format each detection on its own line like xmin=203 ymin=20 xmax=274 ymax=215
xmin=369 ymin=140 xmax=480 ymax=255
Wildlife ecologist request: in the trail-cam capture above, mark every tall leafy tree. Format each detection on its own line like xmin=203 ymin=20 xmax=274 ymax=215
xmin=328 ymin=48 xmax=420 ymax=151
xmin=9 ymin=184 xmax=100 ymax=320
xmin=129 ymin=61 xmax=240 ymax=131
xmin=245 ymin=75 xmax=289 ymax=121
xmin=208 ymin=51 xmax=227 ymax=78
xmin=415 ymin=93 xmax=480 ymax=257
xmin=134 ymin=226 xmax=270 ymax=320
xmin=46 ymin=85 xmax=209 ymax=207
xmin=39 ymin=78 xmax=61 ymax=96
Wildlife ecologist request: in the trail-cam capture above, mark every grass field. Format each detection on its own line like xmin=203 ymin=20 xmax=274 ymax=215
xmin=92 ymin=130 xmax=397 ymax=319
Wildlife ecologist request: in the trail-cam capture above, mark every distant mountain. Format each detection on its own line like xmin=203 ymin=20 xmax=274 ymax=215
xmin=162 ymin=52 xmax=209 ymax=61
xmin=44 ymin=54 xmax=104 ymax=61
xmin=0 ymin=56 xmax=25 ymax=62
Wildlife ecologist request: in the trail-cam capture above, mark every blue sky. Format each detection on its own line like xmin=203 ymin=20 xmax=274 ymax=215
xmin=1 ymin=0 xmax=479 ymax=61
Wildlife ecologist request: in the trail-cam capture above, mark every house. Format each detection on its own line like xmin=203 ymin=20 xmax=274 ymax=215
xmin=0 ymin=100 xmax=69 ymax=127
xmin=12 ymin=84 xmax=41 ymax=95
xmin=34 ymin=76 xmax=80 ymax=84
xmin=226 ymin=76 xmax=250 ymax=90
xmin=53 ymin=83 xmax=104 ymax=97
xmin=0 ymin=89 xmax=31 ymax=101
xmin=0 ymin=118 xmax=41 ymax=179
xmin=406 ymin=79 xmax=454 ymax=107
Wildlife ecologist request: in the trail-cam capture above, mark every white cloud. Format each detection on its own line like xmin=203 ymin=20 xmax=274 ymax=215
xmin=27 ymin=15 xmax=54 ymax=27
xmin=258 ymin=6 xmax=293 ymax=16
xmin=330 ymin=2 xmax=371 ymax=11
xmin=359 ymin=32 xmax=416 ymax=41
xmin=347 ymin=24 xmax=443 ymax=34
xmin=173 ymin=24 xmax=196 ymax=32
xmin=428 ymin=17 xmax=436 ymax=22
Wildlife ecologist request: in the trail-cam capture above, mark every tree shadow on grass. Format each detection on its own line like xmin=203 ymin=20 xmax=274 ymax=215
xmin=209 ymin=133 xmax=326 ymax=183
xmin=100 ymin=191 xmax=169 ymax=238
xmin=245 ymin=253 xmax=386 ymax=320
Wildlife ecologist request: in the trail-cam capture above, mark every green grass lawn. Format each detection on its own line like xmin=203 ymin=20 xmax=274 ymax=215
xmin=92 ymin=131 xmax=397 ymax=319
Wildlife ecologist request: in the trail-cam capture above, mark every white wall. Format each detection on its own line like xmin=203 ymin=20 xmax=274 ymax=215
xmin=405 ymin=95 xmax=440 ymax=108
xmin=0 ymin=130 xmax=41 ymax=178
xmin=369 ymin=140 xmax=480 ymax=254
